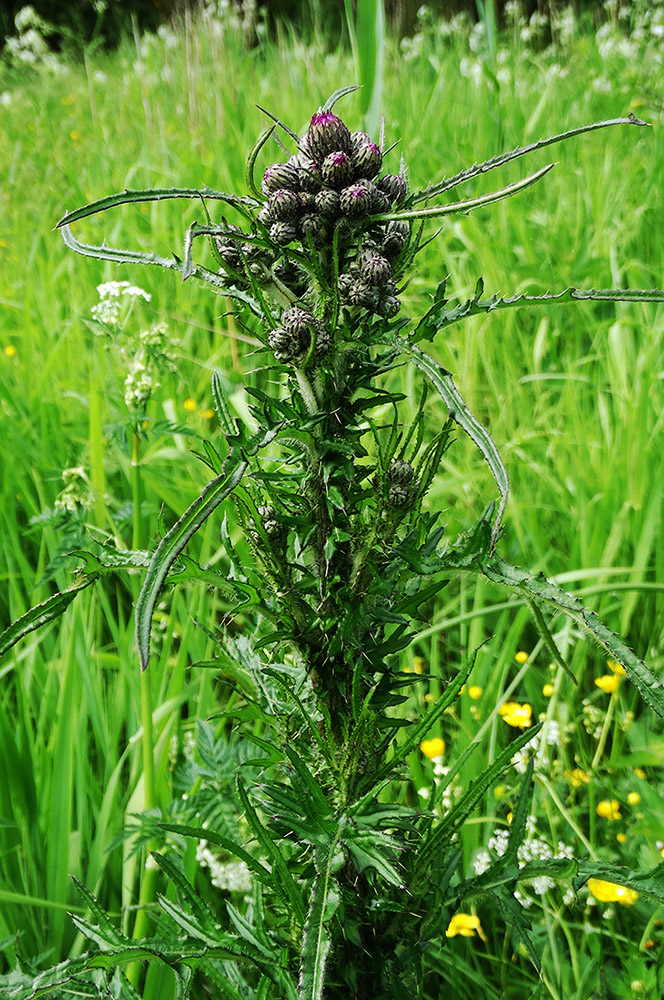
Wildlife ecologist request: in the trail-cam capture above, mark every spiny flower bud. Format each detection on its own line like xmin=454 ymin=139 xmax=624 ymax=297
xmin=377 ymin=294 xmax=401 ymax=319
xmin=215 ymin=227 xmax=243 ymax=268
xmin=314 ymin=188 xmax=341 ymax=218
xmin=386 ymin=459 xmax=415 ymax=507
xmin=262 ymin=162 xmax=300 ymax=196
xmin=351 ymin=140 xmax=382 ymax=180
xmin=257 ymin=504 xmax=285 ymax=543
xmin=348 ymin=280 xmax=380 ymax=311
xmin=257 ymin=204 xmax=273 ymax=226
xmin=321 ymin=150 xmax=353 ymax=189
xmin=268 ymin=188 xmax=300 ymax=222
xmin=293 ymin=154 xmax=322 ymax=193
xmin=338 ymin=272 xmax=354 ymax=299
xmin=299 ymin=212 xmax=327 ymax=243
xmin=305 ymin=111 xmax=352 ymax=163
xmin=382 ymin=220 xmax=410 ymax=258
xmin=280 ymin=307 xmax=330 ymax=361
xmin=269 ymin=222 xmax=298 ymax=246
xmin=340 ymin=183 xmax=375 ymax=218
xmin=357 ymin=250 xmax=392 ymax=285
xmin=378 ymin=173 xmax=408 ymax=207
xmin=268 ymin=326 xmax=301 ymax=364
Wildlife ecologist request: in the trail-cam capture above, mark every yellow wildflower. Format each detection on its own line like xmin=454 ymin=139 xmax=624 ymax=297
xmin=202 ymin=408 xmax=216 ymax=419
xmin=468 ymin=685 xmax=483 ymax=700
xmin=596 ymin=799 xmax=622 ymax=821
xmin=498 ymin=701 xmax=532 ymax=729
xmin=506 ymin=811 xmax=513 ymax=824
xmin=493 ymin=785 xmax=506 ymax=799
xmin=446 ymin=913 xmax=484 ymax=938
xmin=634 ymin=768 xmax=646 ymax=779
xmin=420 ymin=737 xmax=445 ymax=760
xmin=607 ymin=659 xmax=626 ymax=675
xmin=627 ymin=791 xmax=641 ymax=806
xmin=515 ymin=651 xmax=529 ymax=664
xmin=542 ymin=683 xmax=555 ymax=697
xmin=412 ymin=657 xmax=424 ymax=675
xmin=595 ymin=673 xmax=620 ymax=694
xmin=424 ymin=693 xmax=435 ymax=703
xmin=565 ymin=768 xmax=589 ymax=787
xmin=183 ymin=398 xmax=197 ymax=412
xmin=4 ymin=344 xmax=16 ymax=357
xmin=617 ymin=833 xmax=627 ymax=843
xmin=587 ymin=878 xmax=638 ymax=905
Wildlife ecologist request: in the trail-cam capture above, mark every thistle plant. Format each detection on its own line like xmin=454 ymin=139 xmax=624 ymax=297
xmin=4 ymin=87 xmax=664 ymax=999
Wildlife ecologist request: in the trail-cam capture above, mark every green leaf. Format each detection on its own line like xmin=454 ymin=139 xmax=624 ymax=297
xmin=379 ymin=163 xmax=554 ymax=223
xmin=320 ymin=85 xmax=361 ymax=113
xmin=158 ymin=821 xmax=275 ymax=890
xmin=246 ymin=126 xmax=276 ymax=199
xmin=56 ymin=186 xmax=258 ymax=229
xmin=60 ymin=226 xmax=263 ymax=314
xmin=211 ymin=370 xmax=241 ymax=439
xmin=495 ymin=888 xmax=541 ymax=972
xmin=412 ymin=283 xmax=664 ymax=340
xmin=136 ymin=460 xmax=247 ymax=669
xmin=236 ymin=780 xmax=306 ymax=923
xmin=71 ymin=877 xmax=124 ymax=948
xmin=298 ymin=839 xmax=343 ymax=1000
xmin=411 ymin=115 xmax=648 ymax=204
xmin=395 ymin=337 xmax=508 ymax=550
xmin=479 ymin=557 xmax=664 ymax=719
xmin=0 ymin=576 xmax=96 ymax=658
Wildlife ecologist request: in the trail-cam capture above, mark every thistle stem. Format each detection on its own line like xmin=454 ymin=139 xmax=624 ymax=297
xmin=131 ymin=430 xmax=142 ymax=551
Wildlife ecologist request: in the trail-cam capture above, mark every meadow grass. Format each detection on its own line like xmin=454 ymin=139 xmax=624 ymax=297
xmin=0 ymin=8 xmax=663 ymax=996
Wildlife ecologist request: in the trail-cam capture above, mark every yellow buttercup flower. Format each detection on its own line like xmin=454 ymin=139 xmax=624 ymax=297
xmin=596 ymin=799 xmax=621 ymax=820
xmin=565 ymin=768 xmax=590 ymax=787
xmin=412 ymin=656 xmax=424 ymax=674
xmin=4 ymin=345 xmax=16 ymax=357
xmin=446 ymin=913 xmax=484 ymax=938
xmin=595 ymin=673 xmax=620 ymax=694
xmin=587 ymin=878 xmax=638 ymax=905
xmin=498 ymin=701 xmax=532 ymax=729
xmin=634 ymin=768 xmax=646 ymax=779
xmin=183 ymin=398 xmax=197 ymax=412
xmin=627 ymin=791 xmax=641 ymax=806
xmin=607 ymin=659 xmax=626 ymax=675
xmin=542 ymin=683 xmax=555 ymax=697
xmin=617 ymin=832 xmax=627 ymax=844
xmin=468 ymin=685 xmax=483 ymax=700
xmin=515 ymin=650 xmax=529 ymax=664
xmin=420 ymin=737 xmax=445 ymax=760
xmin=202 ymin=407 xmax=216 ymax=419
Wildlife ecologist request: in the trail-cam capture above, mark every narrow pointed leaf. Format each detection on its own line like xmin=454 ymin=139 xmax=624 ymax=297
xmin=299 ymin=837 xmax=343 ymax=1000
xmin=56 ymin=186 xmax=258 ymax=229
xmin=321 ymin=85 xmax=360 ymax=112
xmin=0 ymin=576 xmax=96 ymax=658
xmin=395 ymin=337 xmax=508 ymax=549
xmin=158 ymin=821 xmax=275 ymax=889
xmin=411 ymin=115 xmax=648 ymax=204
xmin=412 ymin=283 xmax=664 ymax=340
xmin=479 ymin=557 xmax=664 ymax=719
xmin=379 ymin=163 xmax=554 ymax=223
xmin=136 ymin=460 xmax=247 ymax=669
xmin=246 ymin=126 xmax=276 ymax=199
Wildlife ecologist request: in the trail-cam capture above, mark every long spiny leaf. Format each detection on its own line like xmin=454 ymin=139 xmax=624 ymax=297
xmin=56 ymin=186 xmax=258 ymax=229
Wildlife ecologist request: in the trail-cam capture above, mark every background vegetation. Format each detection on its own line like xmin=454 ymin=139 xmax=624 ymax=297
xmin=1 ymin=2 xmax=663 ymax=996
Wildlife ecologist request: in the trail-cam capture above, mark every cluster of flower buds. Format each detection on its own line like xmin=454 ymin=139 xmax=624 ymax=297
xmin=257 ymin=110 xmax=409 ymax=313
xmin=268 ymin=306 xmax=331 ymax=366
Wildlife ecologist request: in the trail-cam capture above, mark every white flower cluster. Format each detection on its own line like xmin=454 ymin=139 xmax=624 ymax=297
xmin=91 ymin=281 xmax=152 ymax=326
xmin=196 ymin=839 xmax=252 ymax=893
xmin=5 ymin=6 xmax=65 ymax=74
xmin=474 ymin=814 xmax=574 ymax=905
xmin=512 ymin=719 xmax=561 ymax=775
xmin=54 ymin=466 xmax=92 ymax=514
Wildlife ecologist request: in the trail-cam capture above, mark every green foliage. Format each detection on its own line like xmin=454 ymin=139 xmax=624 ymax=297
xmin=2 ymin=14 xmax=664 ymax=1000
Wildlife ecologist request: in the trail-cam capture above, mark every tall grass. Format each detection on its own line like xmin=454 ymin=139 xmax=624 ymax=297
xmin=0 ymin=7 xmax=663 ymax=993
